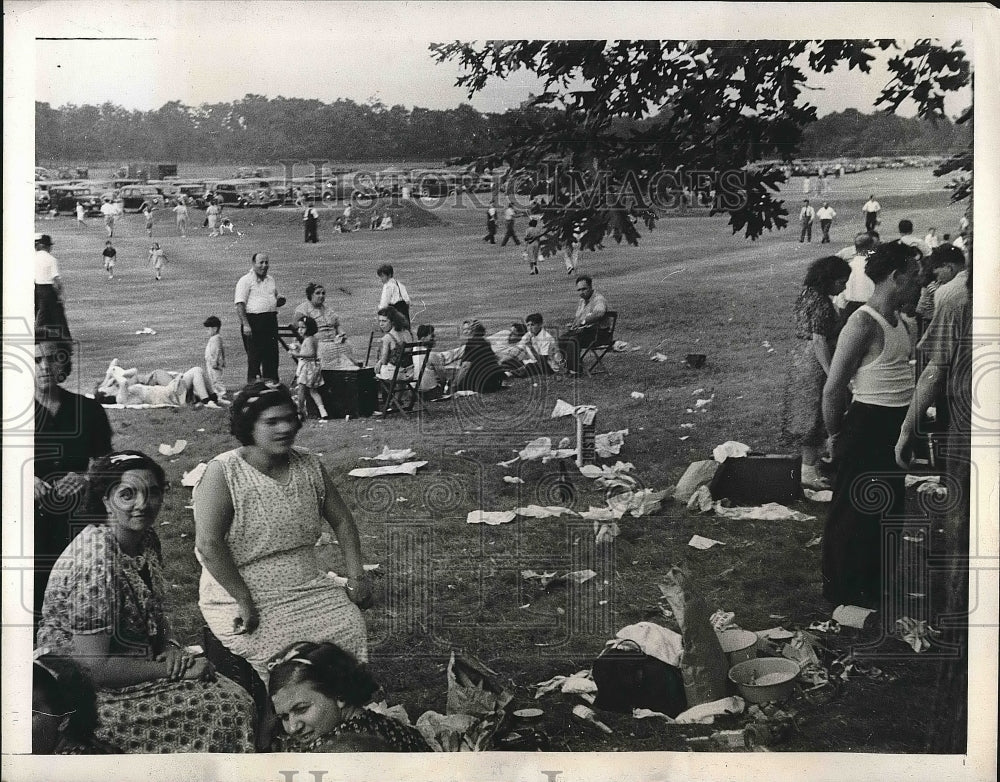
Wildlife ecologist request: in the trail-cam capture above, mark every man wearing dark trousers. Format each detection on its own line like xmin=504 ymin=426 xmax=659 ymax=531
xmin=558 ymin=275 xmax=610 ymax=374
xmin=235 ymin=252 xmax=285 ymax=381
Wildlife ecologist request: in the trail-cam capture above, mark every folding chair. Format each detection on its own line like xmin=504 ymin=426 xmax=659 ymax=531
xmin=277 ymin=323 xmax=300 ymax=365
xmin=378 ymin=342 xmax=431 ymax=414
xmin=579 ymin=310 xmax=618 ymax=374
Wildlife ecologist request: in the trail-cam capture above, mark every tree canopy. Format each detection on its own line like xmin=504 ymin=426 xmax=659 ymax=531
xmin=430 ymin=39 xmax=971 ymax=247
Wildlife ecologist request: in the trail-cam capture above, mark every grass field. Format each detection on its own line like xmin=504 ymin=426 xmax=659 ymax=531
xmin=34 ymin=166 xmax=968 ymax=752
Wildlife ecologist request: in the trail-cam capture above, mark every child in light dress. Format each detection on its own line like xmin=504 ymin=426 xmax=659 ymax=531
xmin=148 ymin=243 xmax=166 ymax=280
xmin=291 ymin=315 xmax=328 ymax=420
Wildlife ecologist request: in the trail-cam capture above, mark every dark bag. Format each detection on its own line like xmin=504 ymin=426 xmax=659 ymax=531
xmin=591 ymin=639 xmax=687 ymax=716
xmin=390 ymin=299 xmax=410 ymax=325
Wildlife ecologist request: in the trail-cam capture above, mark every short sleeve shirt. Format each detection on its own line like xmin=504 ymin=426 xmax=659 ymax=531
xmin=574 ymin=291 xmax=609 ymax=328
xmin=35 ymin=249 xmax=60 ymax=284
xmin=235 ymin=271 xmax=278 ymax=314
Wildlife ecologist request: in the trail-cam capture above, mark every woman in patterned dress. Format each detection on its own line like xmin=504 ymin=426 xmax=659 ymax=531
xmin=194 ymin=381 xmax=373 ymax=686
xmin=786 ymin=255 xmax=850 ymax=490
xmin=269 ymin=642 xmax=431 ymax=752
xmin=36 ymin=450 xmax=256 ymax=753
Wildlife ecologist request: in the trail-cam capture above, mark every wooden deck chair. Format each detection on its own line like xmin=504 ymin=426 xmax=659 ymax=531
xmin=364 ymin=331 xmax=377 ymax=366
xmin=579 ymin=310 xmax=618 ymax=374
xmin=378 ymin=341 xmax=431 ymax=414
xmin=277 ymin=323 xmax=300 ymax=364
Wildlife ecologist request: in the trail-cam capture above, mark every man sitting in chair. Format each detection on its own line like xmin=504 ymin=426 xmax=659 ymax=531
xmin=559 ymin=275 xmax=611 ymax=374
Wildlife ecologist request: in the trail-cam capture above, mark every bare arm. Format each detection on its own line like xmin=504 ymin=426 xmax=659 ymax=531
xmin=896 ymin=362 xmax=946 ymax=468
xmin=810 ymin=333 xmax=834 ymax=375
xmin=193 ymin=460 xmax=258 ymax=633
xmin=235 ymin=301 xmax=249 ymax=333
xmin=822 ymin=313 xmax=876 ymax=437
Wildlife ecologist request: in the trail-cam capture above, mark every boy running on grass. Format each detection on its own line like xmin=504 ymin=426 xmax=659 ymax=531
xmin=101 ymin=240 xmax=116 ymax=280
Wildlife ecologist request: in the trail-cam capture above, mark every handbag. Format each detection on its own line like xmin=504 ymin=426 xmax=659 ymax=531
xmin=591 ymin=639 xmax=687 ymax=716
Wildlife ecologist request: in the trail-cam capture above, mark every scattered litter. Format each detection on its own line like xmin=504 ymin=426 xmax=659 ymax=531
xmin=607 ymin=487 xmax=669 ymax=517
xmin=513 ymin=708 xmax=544 ymax=720
xmin=361 ymin=445 xmax=417 ymax=462
xmin=902 ymin=531 xmax=925 ymax=543
xmin=916 ymin=481 xmax=948 ymax=500
xmin=497 ymin=456 xmax=520 ymax=468
xmin=630 ymin=391 xmax=646 ymax=400
xmin=712 ymin=441 xmax=750 ymax=463
xmin=594 ymin=522 xmax=620 ymax=544
xmin=807 ymin=620 xmax=840 ymax=634
xmin=709 ymin=611 xmax=737 ymax=633
xmin=614 ymin=622 xmax=684 ymax=666
xmin=396 ymin=496 xmax=408 ymax=502
xmin=134 ymin=327 xmax=157 ymax=335
xmin=502 ymin=476 xmax=525 ymax=484
xmin=651 ymin=352 xmax=670 ymax=362
xmin=348 ymin=461 xmax=428 ymax=478
xmin=564 ymin=569 xmax=597 ymax=585
xmin=196 ymin=428 xmax=205 ymax=433
xmin=514 ymin=505 xmax=576 ymax=518
xmin=557 ymin=436 xmax=572 ymax=449
xmin=517 ymin=437 xmax=575 ymax=462
xmin=713 ymin=502 xmax=815 ymax=522
xmin=572 ymin=705 xmax=612 ymax=733
xmin=832 ymin=604 xmax=875 ymax=629
xmin=692 ymin=388 xmax=705 ymax=395
xmin=453 ymin=390 xmax=478 ymax=397
xmin=550 ymin=399 xmax=577 ymax=418
xmin=534 ymin=670 xmax=595 ymax=698
xmin=688 ymin=534 xmax=725 ymax=550
xmin=895 ymin=617 xmax=941 ymax=653
xmin=905 ymin=474 xmax=941 ymax=488
xmin=363 ymin=564 xmax=380 ymax=572
xmin=803 ymin=488 xmax=833 ymax=502
xmin=632 ymin=708 xmax=674 ymax=721
xmin=757 ymin=628 xmax=794 ymax=641
xmin=694 ymin=397 xmax=714 ymax=409
xmin=674 ymin=696 xmax=745 ymax=725
xmin=157 ymin=439 xmax=188 ymax=457
xmin=181 ymin=462 xmax=208 ymax=487
xmin=453 ymin=450 xmax=467 ymax=456
xmin=804 ymin=535 xmax=823 ymax=548
xmin=521 ymin=570 xmax=559 ymax=587
xmin=679 ymin=436 xmax=691 ymax=441
xmin=673 ymin=460 xmax=719 ymax=503
xmin=466 ymin=510 xmax=517 ymax=525
xmin=686 ymin=485 xmax=714 ymax=512
xmin=580 ymin=506 xmax=617 ymax=521
xmin=595 ymin=429 xmax=629 ymax=458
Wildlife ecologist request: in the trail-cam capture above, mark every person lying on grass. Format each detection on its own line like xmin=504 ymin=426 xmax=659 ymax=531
xmin=268 ymin=641 xmax=431 ymax=752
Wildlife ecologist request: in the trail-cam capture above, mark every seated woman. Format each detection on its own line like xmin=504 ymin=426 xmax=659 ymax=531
xmin=269 ymin=642 xmax=431 ymax=752
xmin=489 ymin=322 xmax=530 ymax=370
xmin=36 ymin=450 xmax=257 ymax=753
xmin=374 ymin=306 xmax=414 ymax=381
xmin=454 ymin=321 xmax=504 ymax=393
xmin=376 ymin=213 xmax=394 ymax=230
xmin=414 ymin=324 xmax=446 ymax=392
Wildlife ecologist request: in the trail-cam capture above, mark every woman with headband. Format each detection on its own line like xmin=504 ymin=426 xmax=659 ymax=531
xmin=35 ymin=450 xmax=256 ymax=753
xmin=194 ymin=381 xmax=373 ymax=687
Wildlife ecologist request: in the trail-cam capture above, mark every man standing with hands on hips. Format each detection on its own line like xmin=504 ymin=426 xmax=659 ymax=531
xmin=235 ymin=252 xmax=285 ymax=381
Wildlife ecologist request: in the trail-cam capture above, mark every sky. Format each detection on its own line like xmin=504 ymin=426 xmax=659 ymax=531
xmin=22 ymin=1 xmax=972 ymax=119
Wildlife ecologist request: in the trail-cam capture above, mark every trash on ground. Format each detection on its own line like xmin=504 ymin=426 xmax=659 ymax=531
xmin=514 ymin=505 xmax=576 ymax=518
xmin=688 ymin=534 xmax=725 ymax=550
xmin=517 ymin=436 xmax=576 ymax=462
xmin=181 ymin=462 xmax=208 ymax=487
xmin=158 ymin=439 xmax=188 ymax=456
xmin=673 ymin=460 xmax=719 ymax=503
xmin=686 ymin=484 xmax=714 ymax=512
xmin=905 ymin=474 xmax=941 ymax=488
xmin=632 ymin=708 xmax=675 ymax=721
xmin=608 ymin=487 xmax=669 ymax=517
xmin=680 ymin=422 xmax=696 ymax=429
xmin=803 ymin=488 xmax=833 ymax=502
xmin=594 ymin=522 xmax=620 ymax=544
xmin=630 ymin=391 xmax=646 ymax=400
xmin=832 ymin=604 xmax=875 ymax=629
xmin=580 ymin=506 xmax=617 ymax=521
xmin=513 ymin=708 xmax=544 ymax=720
xmin=595 ymin=429 xmax=629 ymax=458
xmin=497 ymin=456 xmax=520 ymax=467
xmin=534 ymin=670 xmax=595 ymax=698
xmin=712 ymin=441 xmax=750 ymax=463
xmin=674 ymin=696 xmax=745 ymax=724
xmin=916 ymin=481 xmax=948 ymax=499
xmin=614 ymin=622 xmax=684 ymax=667
xmin=348 ymin=460 xmax=428 ymax=478
xmin=807 ymin=620 xmax=839 ymax=634
xmin=572 ymin=704 xmax=613 ymax=733
xmin=135 ymin=327 xmax=157 ymax=335
xmin=651 ymin=352 xmax=670 ymax=362
xmin=521 ymin=570 xmax=558 ymax=586
xmin=502 ymin=476 xmax=524 ymax=484
xmin=466 ymin=510 xmax=517 ymax=525
xmin=713 ymin=501 xmax=815 ymax=522
xmin=804 ymin=535 xmax=823 ymax=548
xmin=361 ymin=445 xmax=417 ymax=461
xmin=563 ymin=569 xmax=597 ymax=585
xmin=447 ymin=651 xmax=513 ymax=718
xmin=895 ymin=617 xmax=941 ymax=652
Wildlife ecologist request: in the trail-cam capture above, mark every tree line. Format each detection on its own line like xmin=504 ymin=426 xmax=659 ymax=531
xmin=36 ymin=95 xmax=968 ymax=166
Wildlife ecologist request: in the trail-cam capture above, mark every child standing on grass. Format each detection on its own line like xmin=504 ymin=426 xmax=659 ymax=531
xmin=203 ymin=315 xmax=227 ymax=398
xmin=101 ymin=240 xmax=117 ymax=280
xmin=140 ymin=201 xmax=155 ymax=237
xmin=291 ymin=315 xmax=328 ymax=420
xmin=148 ymin=242 xmax=166 ymax=280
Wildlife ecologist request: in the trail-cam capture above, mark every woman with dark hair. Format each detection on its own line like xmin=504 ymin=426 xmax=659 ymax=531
xmin=821 ymin=241 xmax=923 ymax=609
xmin=194 ymin=381 xmax=373 ymax=686
xmin=374 ymin=306 xmax=414 ymax=381
xmin=268 ymin=642 xmax=431 ymax=752
xmin=787 ymin=255 xmax=850 ymax=490
xmin=36 ymin=450 xmax=256 ymax=753
xmin=294 ymin=283 xmax=346 ymax=370
xmin=454 ymin=320 xmax=504 ymax=393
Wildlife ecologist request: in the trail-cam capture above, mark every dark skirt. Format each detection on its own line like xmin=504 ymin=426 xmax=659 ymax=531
xmin=822 ymin=401 xmax=908 ymax=608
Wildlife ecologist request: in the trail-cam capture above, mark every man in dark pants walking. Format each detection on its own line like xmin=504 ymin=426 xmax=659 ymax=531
xmin=500 ymin=204 xmax=521 ymax=246
xmin=234 ymin=252 xmax=285 ymax=381
xmin=303 ymin=204 xmax=319 ymax=243
xmin=483 ymin=203 xmax=498 ymax=243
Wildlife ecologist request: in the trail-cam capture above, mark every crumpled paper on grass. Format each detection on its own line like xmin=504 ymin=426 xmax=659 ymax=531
xmin=614 ymin=622 xmax=684 ymax=667
xmin=673 ymin=460 xmax=719 ymax=503
xmin=687 ymin=485 xmax=714 ymax=512
xmin=712 ymin=502 xmax=815 ymax=522
xmin=502 ymin=476 xmax=524 ymax=484
xmin=803 ymin=488 xmax=833 ymax=502
xmin=466 ymin=510 xmax=517 ymax=525
xmin=688 ymin=534 xmax=724 ymax=550
xmin=651 ymin=352 xmax=670 ymax=362
xmin=447 ymin=652 xmax=513 ymax=718
xmin=595 ymin=429 xmax=629 ymax=458
xmin=534 ymin=670 xmax=596 ymax=698
xmin=712 ymin=441 xmax=749 ymax=463
xmin=594 ymin=522 xmax=620 ymax=544
xmin=517 ymin=436 xmax=576 ymax=462
xmin=514 ymin=505 xmax=576 ymax=518
xmin=895 ymin=617 xmax=941 ymax=652
xmin=361 ymin=445 xmax=417 ymax=461
xmin=158 ymin=439 xmax=187 ymax=456
xmin=608 ymin=488 xmax=669 ymax=517
xmin=905 ymin=474 xmax=941 ymax=488
xmin=181 ymin=462 xmax=208 ymax=487
xmin=673 ymin=696 xmax=745 ymax=724
xmin=521 ymin=570 xmax=558 ymax=586
xmin=348 ymin=460 xmax=428 ymax=478
xmin=832 ymin=604 xmax=875 ymax=629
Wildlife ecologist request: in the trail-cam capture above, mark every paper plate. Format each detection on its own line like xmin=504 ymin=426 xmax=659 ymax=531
xmin=513 ymin=708 xmax=544 ymax=720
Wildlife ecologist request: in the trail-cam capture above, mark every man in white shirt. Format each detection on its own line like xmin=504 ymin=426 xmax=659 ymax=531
xmin=897 ymin=219 xmax=931 ymax=259
xmin=799 ymin=199 xmax=815 ymax=243
xmin=377 ymin=263 xmax=410 ymax=324
xmin=833 ymin=232 xmax=878 ymax=317
xmin=862 ymin=194 xmax=881 ymax=233
xmin=34 ymin=233 xmax=71 ymax=338
xmin=816 ymin=202 xmax=837 ymax=244
xmin=100 ymin=199 xmax=117 ymax=238
xmin=519 ymin=313 xmax=561 ymax=375
xmin=234 ymin=252 xmax=285 ymax=381
xmin=500 ymin=205 xmax=521 ymax=246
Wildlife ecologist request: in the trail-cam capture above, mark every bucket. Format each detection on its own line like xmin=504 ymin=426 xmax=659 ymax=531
xmin=728 ymin=658 xmax=800 ymax=704
xmin=716 ymin=629 xmax=758 ymax=666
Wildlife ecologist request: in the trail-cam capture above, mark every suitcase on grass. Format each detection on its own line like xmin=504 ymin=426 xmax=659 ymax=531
xmin=708 ymin=453 xmax=802 ymax=505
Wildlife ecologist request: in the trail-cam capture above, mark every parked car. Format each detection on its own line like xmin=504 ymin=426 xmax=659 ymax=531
xmin=48 ymin=185 xmax=103 ymax=215
xmin=213 ymin=179 xmax=282 ymax=208
xmin=117 ymin=185 xmax=164 ymax=212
